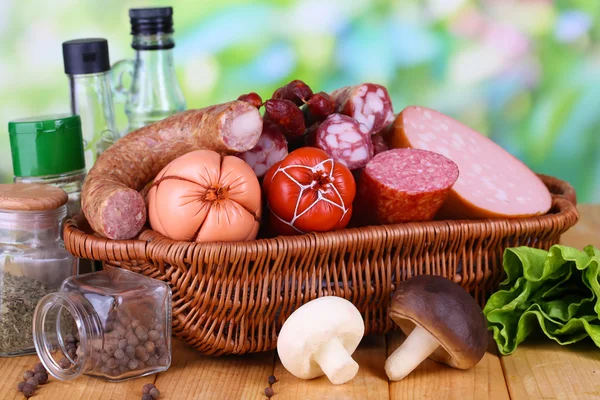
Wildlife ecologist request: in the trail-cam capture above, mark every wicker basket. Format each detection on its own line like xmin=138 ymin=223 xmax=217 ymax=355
xmin=64 ymin=174 xmax=579 ymax=356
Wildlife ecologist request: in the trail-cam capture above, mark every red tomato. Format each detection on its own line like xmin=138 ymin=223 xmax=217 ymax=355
xmin=263 ymin=147 xmax=356 ymax=235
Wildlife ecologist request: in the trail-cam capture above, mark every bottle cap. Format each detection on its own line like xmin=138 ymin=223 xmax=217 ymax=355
xmin=130 ymin=7 xmax=174 ymax=35
xmin=62 ymin=38 xmax=111 ymax=75
xmin=8 ymin=114 xmax=86 ymax=177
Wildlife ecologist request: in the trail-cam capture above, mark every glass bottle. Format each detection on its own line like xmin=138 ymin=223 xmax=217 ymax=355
xmin=33 ymin=268 xmax=172 ymax=382
xmin=112 ymin=7 xmax=186 ymax=132
xmin=8 ymin=114 xmax=86 ymax=218
xmin=0 ymin=184 xmax=77 ymax=357
xmin=62 ymin=38 xmax=119 ymax=171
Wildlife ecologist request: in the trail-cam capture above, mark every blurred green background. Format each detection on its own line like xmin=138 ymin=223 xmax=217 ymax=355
xmin=0 ymin=0 xmax=598 ymax=202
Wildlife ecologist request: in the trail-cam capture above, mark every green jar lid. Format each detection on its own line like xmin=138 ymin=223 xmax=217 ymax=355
xmin=8 ymin=114 xmax=86 ymax=177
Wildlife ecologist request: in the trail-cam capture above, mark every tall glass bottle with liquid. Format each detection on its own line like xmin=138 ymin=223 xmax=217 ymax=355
xmin=62 ymin=38 xmax=119 ymax=171
xmin=113 ymin=7 xmax=186 ymax=132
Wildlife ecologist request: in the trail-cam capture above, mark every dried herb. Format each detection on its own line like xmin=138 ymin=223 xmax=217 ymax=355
xmin=0 ymin=271 xmax=55 ymax=354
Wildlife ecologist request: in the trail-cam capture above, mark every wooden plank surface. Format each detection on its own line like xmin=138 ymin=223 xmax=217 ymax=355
xmin=273 ymin=334 xmax=389 ymax=400
xmin=499 ymin=203 xmax=600 ymax=400
xmin=387 ymin=331 xmax=509 ymax=400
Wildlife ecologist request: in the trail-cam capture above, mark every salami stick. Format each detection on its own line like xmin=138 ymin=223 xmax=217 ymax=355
xmin=331 ymin=83 xmax=395 ymax=135
xmin=82 ymin=100 xmax=263 ymax=240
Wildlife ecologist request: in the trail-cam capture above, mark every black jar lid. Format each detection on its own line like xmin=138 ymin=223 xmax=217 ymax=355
xmin=130 ymin=7 xmax=174 ymax=35
xmin=62 ymin=38 xmax=111 ymax=75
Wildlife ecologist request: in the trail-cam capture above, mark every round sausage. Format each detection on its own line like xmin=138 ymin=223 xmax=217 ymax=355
xmin=331 ymin=83 xmax=395 ymax=135
xmin=313 ymin=114 xmax=374 ymax=170
xmin=357 ymin=148 xmax=459 ymax=224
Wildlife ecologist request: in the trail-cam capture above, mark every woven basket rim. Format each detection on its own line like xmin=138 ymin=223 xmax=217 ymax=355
xmin=65 ymin=173 xmax=578 ymax=263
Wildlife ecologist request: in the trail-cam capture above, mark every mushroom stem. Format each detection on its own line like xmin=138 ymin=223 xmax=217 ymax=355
xmin=313 ymin=338 xmax=359 ymax=385
xmin=385 ymin=325 xmax=440 ymax=381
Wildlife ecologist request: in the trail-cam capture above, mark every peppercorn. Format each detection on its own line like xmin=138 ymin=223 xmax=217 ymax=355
xmin=126 ymin=345 xmax=136 ymax=359
xmin=268 ymin=375 xmax=277 ymax=385
xmin=154 ymin=338 xmax=165 ymax=348
xmin=23 ymin=370 xmax=34 ymax=380
xmin=157 ymin=347 xmax=168 ymax=357
xmin=119 ymin=356 xmax=130 ymax=366
xmin=33 ymin=363 xmax=46 ymax=374
xmin=112 ymin=368 xmax=120 ymax=376
xmin=127 ymin=359 xmax=139 ymax=370
xmin=149 ymin=387 xmax=160 ymax=399
xmin=142 ymin=395 xmax=153 ymax=400
xmin=148 ymin=330 xmax=160 ymax=341
xmin=127 ymin=334 xmax=140 ymax=346
xmin=114 ymin=349 xmax=126 ymax=359
xmin=142 ymin=383 xmax=156 ymax=394
xmin=101 ymin=365 xmax=112 ymax=375
xmin=22 ymin=382 xmax=36 ymax=398
xmin=157 ymin=357 xmax=169 ymax=366
xmin=17 ymin=381 xmax=26 ymax=392
xmin=118 ymin=338 xmax=128 ymax=350
xmin=25 ymin=377 xmax=39 ymax=389
xmin=131 ymin=319 xmax=141 ymax=329
xmin=58 ymin=357 xmax=71 ymax=369
xmin=106 ymin=358 xmax=119 ymax=369
xmin=135 ymin=326 xmax=149 ymax=341
xmin=34 ymin=371 xmax=48 ymax=384
xmin=144 ymin=341 xmax=155 ymax=354
xmin=264 ymin=387 xmax=275 ymax=398
xmin=146 ymin=356 xmax=158 ymax=367
xmin=119 ymin=365 xmax=129 ymax=374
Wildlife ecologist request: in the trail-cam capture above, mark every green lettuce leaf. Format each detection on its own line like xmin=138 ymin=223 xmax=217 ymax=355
xmin=483 ymin=244 xmax=600 ymax=355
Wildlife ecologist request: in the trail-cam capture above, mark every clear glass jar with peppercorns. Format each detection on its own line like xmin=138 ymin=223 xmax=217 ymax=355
xmin=32 ymin=268 xmax=172 ymax=382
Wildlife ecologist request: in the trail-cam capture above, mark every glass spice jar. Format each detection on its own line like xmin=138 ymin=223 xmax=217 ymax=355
xmin=0 ymin=184 xmax=77 ymax=357
xmin=33 ymin=268 xmax=172 ymax=382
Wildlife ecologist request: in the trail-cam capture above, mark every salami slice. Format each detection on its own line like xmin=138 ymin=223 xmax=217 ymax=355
xmin=237 ymin=120 xmax=288 ymax=178
xmin=371 ymin=134 xmax=389 ymax=155
xmin=387 ymin=106 xmax=552 ymax=219
xmin=357 ymin=148 xmax=459 ymax=224
xmin=314 ymin=114 xmax=374 ymax=170
xmin=331 ymin=83 xmax=395 ymax=135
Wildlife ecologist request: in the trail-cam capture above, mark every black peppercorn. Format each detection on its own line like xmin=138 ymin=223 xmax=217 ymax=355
xmin=34 ymin=371 xmax=48 ymax=384
xmin=146 ymin=356 xmax=158 ymax=367
xmin=142 ymin=395 xmax=153 ymax=400
xmin=148 ymin=330 xmax=160 ymax=341
xmin=22 ymin=382 xmax=36 ymax=398
xmin=23 ymin=370 xmax=34 ymax=380
xmin=106 ymin=358 xmax=119 ymax=369
xmin=142 ymin=383 xmax=156 ymax=394
xmin=157 ymin=357 xmax=169 ymax=366
xmin=264 ymin=387 xmax=275 ymax=398
xmin=17 ymin=381 xmax=26 ymax=392
xmin=127 ymin=334 xmax=140 ymax=346
xmin=25 ymin=377 xmax=39 ymax=389
xmin=118 ymin=338 xmax=128 ymax=350
xmin=127 ymin=359 xmax=139 ymax=370
xmin=268 ymin=375 xmax=277 ymax=385
xmin=135 ymin=326 xmax=149 ymax=341
xmin=149 ymin=387 xmax=160 ymax=399
xmin=154 ymin=338 xmax=165 ymax=348
xmin=126 ymin=345 xmax=136 ymax=359
xmin=119 ymin=356 xmax=130 ymax=366
xmin=58 ymin=357 xmax=71 ymax=369
xmin=114 ymin=349 xmax=126 ymax=359
xmin=144 ymin=341 xmax=155 ymax=354
xmin=33 ymin=363 xmax=46 ymax=374
xmin=131 ymin=319 xmax=141 ymax=329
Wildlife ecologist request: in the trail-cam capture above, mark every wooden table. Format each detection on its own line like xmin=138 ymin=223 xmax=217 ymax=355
xmin=1 ymin=205 xmax=598 ymax=400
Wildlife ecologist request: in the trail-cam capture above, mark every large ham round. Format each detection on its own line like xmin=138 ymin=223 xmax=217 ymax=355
xmin=386 ymin=106 xmax=552 ymax=219
xmin=357 ymin=149 xmax=459 ymax=224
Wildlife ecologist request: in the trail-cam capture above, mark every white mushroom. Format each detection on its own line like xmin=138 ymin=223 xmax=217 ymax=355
xmin=276 ymin=296 xmax=365 ymax=385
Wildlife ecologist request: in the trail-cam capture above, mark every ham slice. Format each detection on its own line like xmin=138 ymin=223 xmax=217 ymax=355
xmin=385 ymin=106 xmax=552 ymax=219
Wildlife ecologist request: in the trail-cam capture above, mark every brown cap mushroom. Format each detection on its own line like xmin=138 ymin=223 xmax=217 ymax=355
xmin=385 ymin=275 xmax=488 ymax=381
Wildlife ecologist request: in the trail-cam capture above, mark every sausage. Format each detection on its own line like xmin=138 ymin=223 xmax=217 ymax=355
xmin=264 ymin=99 xmax=306 ymax=139
xmin=385 ymin=106 xmax=553 ymax=219
xmin=237 ymin=92 xmax=262 ymax=109
xmin=303 ymin=91 xmax=335 ymax=124
xmin=272 ymin=80 xmax=313 ymax=106
xmin=371 ymin=134 xmax=388 ymax=155
xmin=313 ymin=114 xmax=373 ymax=170
xmin=331 ymin=83 xmax=395 ymax=135
xmin=236 ymin=119 xmax=288 ymax=178
xmin=81 ymin=100 xmax=263 ymax=240
xmin=357 ymin=148 xmax=459 ymax=224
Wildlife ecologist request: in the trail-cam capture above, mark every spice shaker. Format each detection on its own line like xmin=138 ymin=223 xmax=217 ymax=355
xmin=112 ymin=7 xmax=186 ymax=132
xmin=9 ymin=114 xmax=86 ymax=218
xmin=63 ymin=38 xmax=120 ymax=171
xmin=0 ymin=184 xmax=77 ymax=357
xmin=33 ymin=268 xmax=171 ymax=382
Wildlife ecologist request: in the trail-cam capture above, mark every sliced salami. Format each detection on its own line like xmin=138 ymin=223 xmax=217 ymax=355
xmin=387 ymin=106 xmax=552 ymax=219
xmin=371 ymin=134 xmax=389 ymax=155
xmin=331 ymin=83 xmax=395 ymax=135
xmin=357 ymin=148 xmax=459 ymax=224
xmin=237 ymin=120 xmax=288 ymax=178
xmin=314 ymin=114 xmax=374 ymax=170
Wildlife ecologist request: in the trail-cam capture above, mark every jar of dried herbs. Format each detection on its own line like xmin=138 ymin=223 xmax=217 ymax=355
xmin=0 ymin=183 xmax=77 ymax=356
xmin=33 ymin=268 xmax=172 ymax=382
